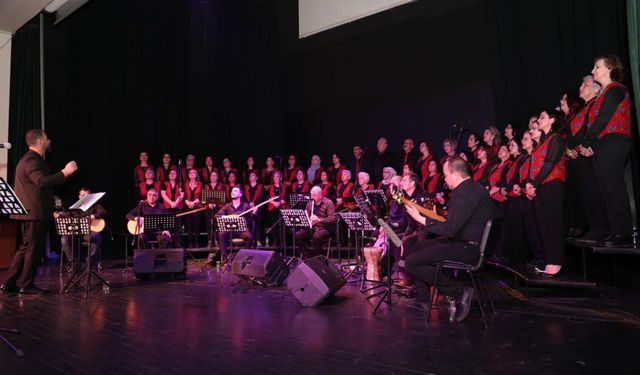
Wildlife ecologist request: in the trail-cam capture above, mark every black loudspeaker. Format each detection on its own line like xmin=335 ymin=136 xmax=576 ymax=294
xmin=287 ymin=255 xmax=346 ymax=307
xmin=133 ymin=248 xmax=186 ymax=279
xmin=231 ymin=249 xmax=288 ymax=286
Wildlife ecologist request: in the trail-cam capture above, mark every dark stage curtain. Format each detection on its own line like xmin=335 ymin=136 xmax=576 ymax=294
xmin=485 ymin=0 xmax=630 ymax=128
xmin=8 ymin=16 xmax=41 ymax=185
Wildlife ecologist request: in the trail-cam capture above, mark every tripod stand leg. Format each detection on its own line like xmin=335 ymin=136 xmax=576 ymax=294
xmin=0 ymin=329 xmax=24 ymax=356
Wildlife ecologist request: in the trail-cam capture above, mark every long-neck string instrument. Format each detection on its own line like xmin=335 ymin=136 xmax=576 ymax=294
xmin=390 ymin=185 xmax=447 ymax=222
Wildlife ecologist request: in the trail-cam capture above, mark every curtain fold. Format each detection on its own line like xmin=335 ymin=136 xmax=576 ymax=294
xmin=7 ymin=16 xmax=41 ymax=185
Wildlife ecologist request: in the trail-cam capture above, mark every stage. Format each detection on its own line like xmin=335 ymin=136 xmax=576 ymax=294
xmin=0 ymin=258 xmax=638 ymax=374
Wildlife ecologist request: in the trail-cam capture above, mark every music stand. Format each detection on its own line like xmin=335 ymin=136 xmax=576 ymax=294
xmin=364 ymin=189 xmax=387 ymax=218
xmin=212 ymin=190 xmax=227 ymax=205
xmin=144 ymin=213 xmax=176 ymax=234
xmin=279 ymin=208 xmax=311 ymax=260
xmin=339 ymin=211 xmax=375 ymax=284
xmin=0 ymin=177 xmax=26 ymax=356
xmin=364 ymin=218 xmax=404 ymax=314
xmin=62 ymin=192 xmax=110 ymax=298
xmin=288 ymin=193 xmax=310 ymax=208
xmin=215 ymin=215 xmax=248 ymax=269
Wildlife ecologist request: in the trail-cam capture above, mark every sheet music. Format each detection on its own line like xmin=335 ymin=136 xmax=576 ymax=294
xmin=69 ymin=192 xmax=106 ymax=211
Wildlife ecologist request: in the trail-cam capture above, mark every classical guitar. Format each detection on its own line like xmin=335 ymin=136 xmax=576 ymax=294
xmin=390 ymin=187 xmax=447 ymax=222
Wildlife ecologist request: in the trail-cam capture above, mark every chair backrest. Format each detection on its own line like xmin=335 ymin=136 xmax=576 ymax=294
xmin=471 ymin=216 xmax=501 ymax=271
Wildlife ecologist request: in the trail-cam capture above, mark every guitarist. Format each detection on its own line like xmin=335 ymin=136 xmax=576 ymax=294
xmin=214 ymin=186 xmax=256 ymax=264
xmin=404 ymin=156 xmax=497 ymax=322
xmin=55 ymin=187 xmax=107 ymax=271
xmin=126 ymin=188 xmax=167 ymax=245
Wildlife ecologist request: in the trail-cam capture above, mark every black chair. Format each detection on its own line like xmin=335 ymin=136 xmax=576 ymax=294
xmin=428 ymin=217 xmax=500 ymax=327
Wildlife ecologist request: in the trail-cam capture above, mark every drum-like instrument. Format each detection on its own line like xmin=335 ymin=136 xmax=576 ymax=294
xmin=363 ymin=246 xmax=384 ymax=281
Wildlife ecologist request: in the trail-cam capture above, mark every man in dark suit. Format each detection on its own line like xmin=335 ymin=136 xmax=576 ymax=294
xmin=404 ymin=156 xmax=497 ymax=322
xmin=1 ymin=129 xmax=78 ymax=294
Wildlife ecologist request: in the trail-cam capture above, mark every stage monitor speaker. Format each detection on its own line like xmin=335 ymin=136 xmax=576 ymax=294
xmin=133 ymin=248 xmax=185 ymax=278
xmin=231 ymin=249 xmax=288 ymax=286
xmin=287 ymin=255 xmax=346 ymax=307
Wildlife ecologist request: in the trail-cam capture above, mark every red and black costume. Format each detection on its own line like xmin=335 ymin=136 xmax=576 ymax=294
xmin=284 ymin=167 xmax=300 ymax=185
xmin=327 ymin=164 xmax=346 ymax=186
xmin=291 ymin=181 xmax=311 ymax=194
xmin=336 ymin=182 xmax=355 ymax=209
xmin=138 ymin=180 xmax=161 ymax=201
xmin=162 ymin=181 xmax=183 ymax=210
xmin=472 ymin=162 xmax=494 ymax=186
xmin=416 ymin=154 xmax=434 ymax=182
xmin=201 ymin=166 xmax=219 ymax=185
xmin=244 ymin=182 xmax=265 ymax=244
xmin=580 ymin=81 xmax=633 ymax=243
xmin=134 ymin=164 xmax=152 ymax=187
xmin=156 ymin=165 xmax=176 ymax=184
xmin=220 ymin=168 xmax=238 ymax=185
xmin=260 ymin=168 xmax=276 ymax=185
xmin=318 ymin=182 xmax=336 ymax=202
xmin=183 ymin=181 xmax=203 ymax=248
xmin=529 ymin=131 xmax=566 ymax=266
xmin=487 ymin=160 xmax=512 ymax=203
xmin=181 ymin=167 xmax=200 ymax=184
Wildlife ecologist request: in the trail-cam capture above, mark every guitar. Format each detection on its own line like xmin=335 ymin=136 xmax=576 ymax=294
xmin=390 ymin=187 xmax=447 ymax=222
xmin=127 ymin=218 xmax=144 ymax=235
xmin=91 ymin=218 xmax=106 ymax=232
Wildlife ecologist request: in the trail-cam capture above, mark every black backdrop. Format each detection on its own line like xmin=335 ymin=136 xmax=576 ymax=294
xmin=8 ymin=0 xmax=634 ymax=240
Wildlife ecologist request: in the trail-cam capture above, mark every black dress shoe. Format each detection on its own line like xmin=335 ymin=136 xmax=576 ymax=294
xmin=19 ymin=286 xmax=50 ymax=295
xmin=0 ymin=283 xmax=19 ymax=293
xmin=455 ymin=287 xmax=474 ymax=322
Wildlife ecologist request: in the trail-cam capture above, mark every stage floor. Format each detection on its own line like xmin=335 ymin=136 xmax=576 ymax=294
xmin=0 ymin=258 xmax=639 ymax=374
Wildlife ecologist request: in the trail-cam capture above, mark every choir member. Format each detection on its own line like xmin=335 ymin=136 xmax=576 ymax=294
xmin=327 ymin=153 xmax=346 ymax=186
xmin=183 ymin=168 xmax=203 ymax=248
xmin=134 ymin=151 xmax=152 ymax=187
xmin=138 ymin=168 xmax=161 ymax=201
xmin=156 ymin=153 xmax=176 ymax=183
xmin=201 ymin=156 xmax=217 ymax=184
xmin=261 ymin=156 xmax=277 ymax=185
xmin=415 ymin=142 xmax=434 ymax=182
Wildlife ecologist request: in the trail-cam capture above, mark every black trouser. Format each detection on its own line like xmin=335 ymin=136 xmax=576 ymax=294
xmin=573 ymin=156 xmax=608 ymax=234
xmin=5 ymin=220 xmax=47 ymax=289
xmin=592 ymin=134 xmax=633 ymax=236
xmin=494 ymin=197 xmax=525 ymax=263
xmin=217 ymin=231 xmax=253 ymax=258
xmin=564 ymin=159 xmax=586 ymax=231
xmin=534 ymin=180 xmax=565 ymax=265
xmin=405 ymin=238 xmax=479 ymax=302
xmin=522 ymin=197 xmax=544 ymax=263
xmin=295 ymin=227 xmax=332 ymax=259
xmin=184 ymin=211 xmax=202 ymax=247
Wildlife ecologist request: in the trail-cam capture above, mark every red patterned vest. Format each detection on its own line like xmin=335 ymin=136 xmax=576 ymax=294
xmin=588 ymin=81 xmax=632 ymax=138
xmin=529 ymin=133 xmax=565 ymax=185
xmin=570 ymin=99 xmax=595 ymax=136
xmin=519 ymin=154 xmax=531 ymax=184
xmin=267 ymin=184 xmax=287 ymax=211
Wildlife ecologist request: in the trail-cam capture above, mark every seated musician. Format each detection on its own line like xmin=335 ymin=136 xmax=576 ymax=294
xmin=404 ymin=156 xmax=497 ymax=321
xmin=294 ymin=186 xmax=336 ymax=259
xmin=126 ymin=188 xmax=169 ymax=247
xmin=215 ymin=186 xmax=255 ymax=263
xmin=55 ymin=187 xmax=107 ymax=271
xmin=395 ymin=173 xmax=428 ymax=284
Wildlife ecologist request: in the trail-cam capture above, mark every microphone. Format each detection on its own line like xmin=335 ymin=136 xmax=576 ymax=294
xmin=178 ymin=158 xmax=182 ymax=167
xmin=0 ymin=143 xmax=11 ymax=149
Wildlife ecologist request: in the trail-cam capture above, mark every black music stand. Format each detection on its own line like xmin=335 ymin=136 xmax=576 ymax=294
xmin=59 ymin=215 xmax=110 ymax=298
xmin=279 ymin=208 xmax=311 ymax=260
xmin=288 ymin=193 xmax=310 ymax=208
xmin=144 ymin=213 xmax=176 ymax=248
xmin=0 ymin=177 xmax=26 ymax=356
xmin=365 ymin=218 xmax=404 ymax=314
xmin=339 ymin=211 xmax=375 ymax=284
xmin=364 ymin=189 xmax=387 ymax=218
xmin=215 ymin=216 xmax=248 ymax=269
